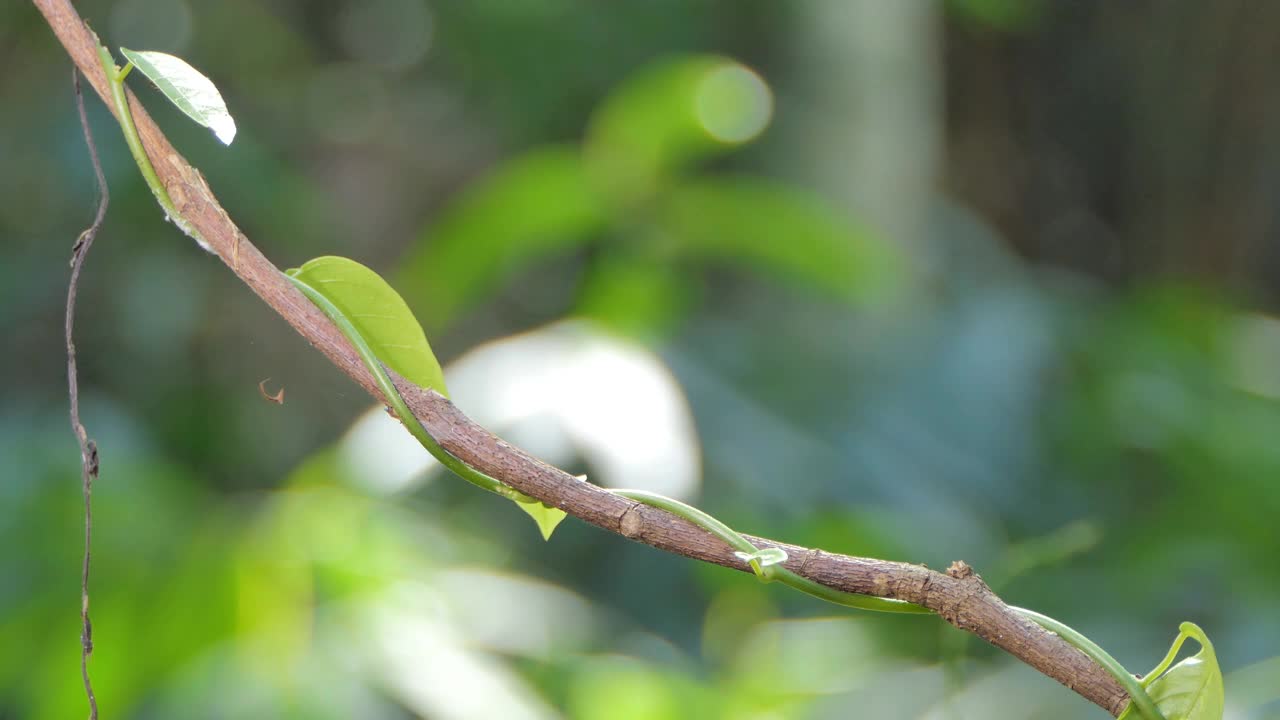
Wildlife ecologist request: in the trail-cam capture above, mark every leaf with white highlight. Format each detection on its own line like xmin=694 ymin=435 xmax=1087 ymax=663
xmin=120 ymin=48 xmax=237 ymax=145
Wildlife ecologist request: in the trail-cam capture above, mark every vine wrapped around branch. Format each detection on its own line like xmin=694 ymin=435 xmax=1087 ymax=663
xmin=31 ymin=0 xmax=1172 ymax=715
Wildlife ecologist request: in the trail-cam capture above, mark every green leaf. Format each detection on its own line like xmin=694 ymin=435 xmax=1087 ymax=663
xmin=288 ymin=256 xmax=447 ymax=396
xmin=289 ymin=257 xmax=560 ymax=541
xmin=1120 ymin=622 xmax=1224 ymax=720
xmin=515 ymin=499 xmax=568 ymax=541
xmin=575 ymin=251 xmax=695 ymax=340
xmin=120 ymin=48 xmax=237 ymax=145
xmin=399 ymin=146 xmax=605 ymax=329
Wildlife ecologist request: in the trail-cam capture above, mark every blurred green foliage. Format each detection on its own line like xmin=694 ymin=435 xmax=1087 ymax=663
xmin=399 ymin=54 xmax=897 ymax=340
xmin=4 ymin=1 xmax=1280 ymax=719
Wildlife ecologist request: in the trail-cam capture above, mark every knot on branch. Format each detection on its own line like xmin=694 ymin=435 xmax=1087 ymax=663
xmin=926 ymin=560 xmax=996 ymax=631
xmin=618 ymin=503 xmax=645 ymax=538
xmin=84 ymin=439 xmax=99 ymax=477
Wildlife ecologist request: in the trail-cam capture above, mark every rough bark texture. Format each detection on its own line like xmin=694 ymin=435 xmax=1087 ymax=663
xmin=33 ymin=0 xmax=1130 ymax=715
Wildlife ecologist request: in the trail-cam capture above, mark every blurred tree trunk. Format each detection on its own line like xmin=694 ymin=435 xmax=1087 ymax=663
xmin=787 ymin=0 xmax=942 ymax=274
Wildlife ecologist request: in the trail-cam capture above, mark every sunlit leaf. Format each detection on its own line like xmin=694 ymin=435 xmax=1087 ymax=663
xmin=400 ymin=146 xmax=604 ymax=328
xmin=1119 ymin=622 xmax=1224 ymax=720
xmin=120 ymin=48 xmax=237 ymax=145
xmin=584 ymin=56 xmax=773 ymax=204
xmin=656 ymin=176 xmax=905 ymax=302
xmin=288 ymin=256 xmax=447 ymax=396
xmin=514 ymin=499 xmax=568 ymax=541
xmin=1143 ymin=623 xmax=1224 ymax=720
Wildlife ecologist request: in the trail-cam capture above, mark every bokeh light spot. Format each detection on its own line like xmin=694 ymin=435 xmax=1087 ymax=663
xmin=1228 ymin=312 xmax=1280 ymax=399
xmin=337 ymin=0 xmax=434 ymax=70
xmin=110 ymin=0 xmax=193 ymax=53
xmin=694 ymin=63 xmax=773 ymax=144
xmin=305 ymin=63 xmax=390 ymax=144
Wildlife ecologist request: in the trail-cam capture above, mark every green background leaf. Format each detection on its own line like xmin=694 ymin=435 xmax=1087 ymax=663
xmin=289 ymin=256 xmax=447 ymax=396
xmin=656 ymin=177 xmax=904 ymax=303
xmin=120 ymin=48 xmax=237 ymax=145
xmin=398 ymin=146 xmax=604 ymax=328
xmin=584 ymin=55 xmax=771 ymax=205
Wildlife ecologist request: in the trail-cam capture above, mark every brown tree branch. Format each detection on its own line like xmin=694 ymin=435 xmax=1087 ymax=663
xmin=33 ymin=0 xmax=1130 ymax=715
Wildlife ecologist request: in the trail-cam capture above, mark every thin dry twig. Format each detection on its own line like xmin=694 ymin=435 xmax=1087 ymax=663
xmin=67 ymin=67 xmax=107 ymax=720
xmin=258 ymin=378 xmax=285 ymax=404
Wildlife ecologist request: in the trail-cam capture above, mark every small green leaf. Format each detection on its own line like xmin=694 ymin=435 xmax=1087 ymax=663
xmin=733 ymin=548 xmax=788 ymax=568
xmin=120 ymin=48 xmax=237 ymax=145
xmin=289 ymin=258 xmax=557 ymax=540
xmin=515 ymin=499 xmax=568 ymax=541
xmin=1120 ymin=622 xmax=1224 ymax=720
xmin=289 ymin=256 xmax=447 ymax=396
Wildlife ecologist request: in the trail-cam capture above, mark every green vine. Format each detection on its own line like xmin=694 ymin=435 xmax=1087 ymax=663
xmin=285 ymin=271 xmax=532 ymax=505
xmin=95 ymin=44 xmax=210 ymax=251
xmin=1014 ymin=607 xmax=1167 ymax=720
xmin=613 ymin=489 xmax=930 ymax=614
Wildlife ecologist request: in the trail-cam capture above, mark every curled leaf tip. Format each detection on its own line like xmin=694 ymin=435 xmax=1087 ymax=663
xmin=1122 ymin=621 xmax=1224 ymax=720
